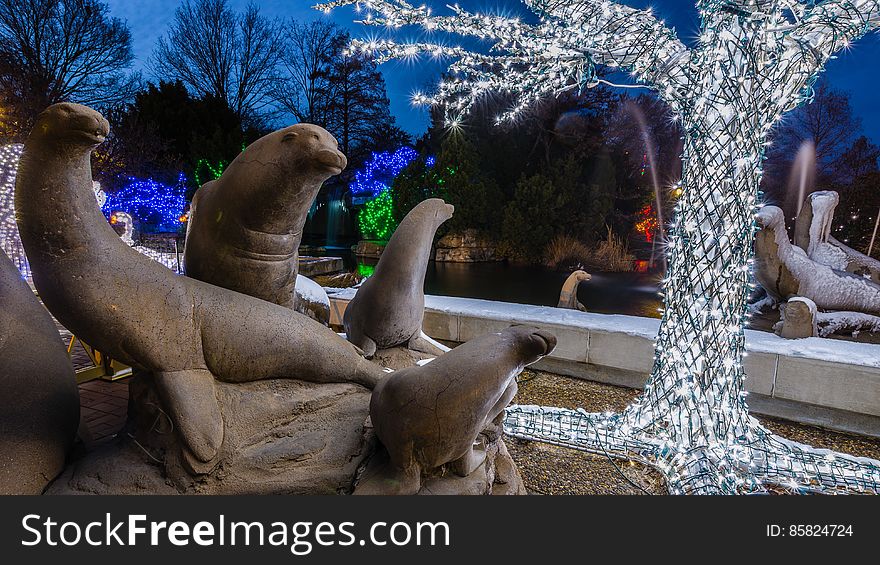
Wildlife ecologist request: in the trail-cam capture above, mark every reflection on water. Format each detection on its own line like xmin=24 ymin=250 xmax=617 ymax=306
xmin=423 ymin=261 xmax=662 ymax=318
xmin=315 ymin=238 xmax=663 ymax=318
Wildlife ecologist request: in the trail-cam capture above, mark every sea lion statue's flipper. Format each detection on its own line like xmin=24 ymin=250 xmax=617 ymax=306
xmin=154 ymin=369 xmax=224 ymax=472
xmin=407 ymin=332 xmax=450 ymax=356
xmin=449 ymin=445 xmax=487 ymax=478
xmin=346 ymin=323 xmax=378 ymax=359
xmin=355 ymin=442 xmax=422 ymax=495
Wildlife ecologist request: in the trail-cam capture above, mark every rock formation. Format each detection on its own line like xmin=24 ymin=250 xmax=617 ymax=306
xmin=776 ymin=297 xmax=818 ymax=339
xmin=434 ymin=229 xmax=498 ymax=262
xmin=294 ymin=274 xmax=331 ymax=326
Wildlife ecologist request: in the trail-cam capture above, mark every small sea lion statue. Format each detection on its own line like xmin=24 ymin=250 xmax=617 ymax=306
xmin=344 ymin=198 xmax=454 ymax=357
xmin=557 ymin=269 xmax=591 ymax=311
xmin=363 ymin=325 xmax=557 ymax=494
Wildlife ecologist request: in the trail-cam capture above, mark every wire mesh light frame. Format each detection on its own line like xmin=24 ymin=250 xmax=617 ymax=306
xmin=317 ymin=0 xmax=880 ymax=494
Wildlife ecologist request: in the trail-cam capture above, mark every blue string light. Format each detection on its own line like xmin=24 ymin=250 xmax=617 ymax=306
xmin=102 ymin=173 xmax=188 ymax=233
xmin=350 ymin=147 xmax=421 ymax=204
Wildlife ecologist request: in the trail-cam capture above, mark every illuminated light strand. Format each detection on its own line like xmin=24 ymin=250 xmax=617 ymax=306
xmin=359 ymin=187 xmax=397 ymax=240
xmin=193 ymin=159 xmax=227 ymax=188
xmin=101 ymin=174 xmax=189 ymax=233
xmin=318 ymin=0 xmax=880 ymax=494
xmin=353 ymin=147 xmax=432 ymax=240
xmin=0 ymin=144 xmax=26 ymax=276
xmin=1 ymin=144 xmax=104 ymax=278
xmin=351 ymin=146 xmax=420 ymax=199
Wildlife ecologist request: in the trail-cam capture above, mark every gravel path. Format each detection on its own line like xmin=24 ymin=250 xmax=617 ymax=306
xmin=508 ymin=370 xmax=880 ymax=495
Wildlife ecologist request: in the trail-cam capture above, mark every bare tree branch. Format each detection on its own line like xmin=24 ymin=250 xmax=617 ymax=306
xmin=152 ymin=0 xmax=282 ymax=123
xmin=0 ymin=0 xmax=136 ymax=136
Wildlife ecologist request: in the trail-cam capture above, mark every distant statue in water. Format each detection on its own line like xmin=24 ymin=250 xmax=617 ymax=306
xmin=557 ymin=270 xmax=591 ymax=311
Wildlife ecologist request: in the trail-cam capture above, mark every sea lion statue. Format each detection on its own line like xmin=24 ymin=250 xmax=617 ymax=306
xmin=344 ymin=198 xmax=454 ymax=357
xmin=184 ymin=123 xmax=345 ymax=309
xmin=795 ymin=191 xmax=880 ymax=283
xmin=14 ymin=103 xmax=385 ymax=473
xmin=755 ymin=206 xmax=880 ymax=313
xmin=557 ymin=270 xmax=591 ymax=311
xmin=360 ymin=325 xmax=557 ymax=495
xmin=777 ymin=297 xmax=818 ymax=339
xmin=0 ymin=249 xmax=79 ymax=494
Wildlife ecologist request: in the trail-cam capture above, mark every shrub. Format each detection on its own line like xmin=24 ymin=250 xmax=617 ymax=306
xmin=588 ymin=226 xmax=635 ymax=271
xmin=544 ymin=235 xmax=591 ymax=269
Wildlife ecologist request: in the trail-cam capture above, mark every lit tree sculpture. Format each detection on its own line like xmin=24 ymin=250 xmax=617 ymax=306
xmin=0 ymin=144 xmax=27 ymax=276
xmin=319 ymin=0 xmax=880 ymax=493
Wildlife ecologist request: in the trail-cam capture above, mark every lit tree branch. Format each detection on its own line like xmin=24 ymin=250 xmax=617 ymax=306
xmin=314 ymin=0 xmax=692 ymax=122
xmin=782 ymin=0 xmax=880 ymax=107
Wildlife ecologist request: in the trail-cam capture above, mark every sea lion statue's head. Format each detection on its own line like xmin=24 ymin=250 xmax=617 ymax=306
xmin=409 ymin=198 xmax=455 ymax=228
xmin=31 ymin=103 xmax=109 ymax=149
xmin=276 ymin=123 xmax=347 ymax=179
xmin=505 ymin=325 xmax=558 ymax=365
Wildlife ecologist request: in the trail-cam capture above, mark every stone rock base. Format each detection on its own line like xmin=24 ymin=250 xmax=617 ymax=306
xmin=353 ymin=436 xmax=525 ymax=495
xmin=48 ymin=353 xmax=528 ymax=496
xmin=354 ymin=240 xmax=386 ymax=258
xmin=50 ymin=372 xmax=375 ymax=495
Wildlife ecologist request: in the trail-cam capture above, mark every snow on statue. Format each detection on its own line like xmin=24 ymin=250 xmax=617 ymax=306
xmin=318 ymin=0 xmax=880 ymax=494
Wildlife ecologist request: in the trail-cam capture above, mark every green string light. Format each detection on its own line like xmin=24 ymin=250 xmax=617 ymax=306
xmin=193 ymin=159 xmax=227 ymax=188
xmin=358 ymin=188 xmax=397 ymax=241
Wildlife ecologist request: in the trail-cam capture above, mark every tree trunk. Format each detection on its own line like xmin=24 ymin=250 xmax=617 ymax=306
xmin=636 ymin=130 xmax=763 ymax=445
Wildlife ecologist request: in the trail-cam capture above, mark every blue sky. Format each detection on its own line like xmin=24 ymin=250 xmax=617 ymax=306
xmin=105 ymin=0 xmax=880 ymax=143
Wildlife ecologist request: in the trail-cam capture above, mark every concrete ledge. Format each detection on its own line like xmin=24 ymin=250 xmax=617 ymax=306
xmin=327 ymin=290 xmax=880 ymax=437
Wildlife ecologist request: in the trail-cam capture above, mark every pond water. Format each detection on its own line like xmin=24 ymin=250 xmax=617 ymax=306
xmin=305 ymin=241 xmax=663 ymax=318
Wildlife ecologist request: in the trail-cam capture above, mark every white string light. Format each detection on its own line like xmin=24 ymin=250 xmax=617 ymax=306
xmin=317 ymin=0 xmax=880 ymax=494
xmin=1 ymin=144 xmax=179 ymax=277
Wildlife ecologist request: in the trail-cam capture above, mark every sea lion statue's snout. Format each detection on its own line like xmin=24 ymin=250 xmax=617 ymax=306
xmin=34 ymin=102 xmax=109 ymax=145
xmin=440 ymin=202 xmax=455 ymax=220
xmin=507 ymin=325 xmax=557 ymax=361
xmin=316 ymin=148 xmax=347 ymax=173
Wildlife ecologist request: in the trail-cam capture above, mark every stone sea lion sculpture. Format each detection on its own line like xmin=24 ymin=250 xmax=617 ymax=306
xmin=0 ymin=249 xmax=79 ymax=494
xmin=184 ymin=123 xmax=345 ymax=309
xmin=15 ymin=103 xmax=385 ymax=472
xmin=557 ymin=269 xmax=591 ymax=311
xmin=795 ymin=191 xmax=880 ymax=283
xmin=362 ymin=325 xmax=557 ymax=495
xmin=754 ymin=206 xmax=880 ymax=313
xmin=776 ymin=297 xmax=818 ymax=339
xmin=344 ymin=198 xmax=454 ymax=357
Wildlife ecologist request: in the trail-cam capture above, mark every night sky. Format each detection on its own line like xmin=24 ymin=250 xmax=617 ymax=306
xmin=105 ymin=0 xmax=880 ymax=143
